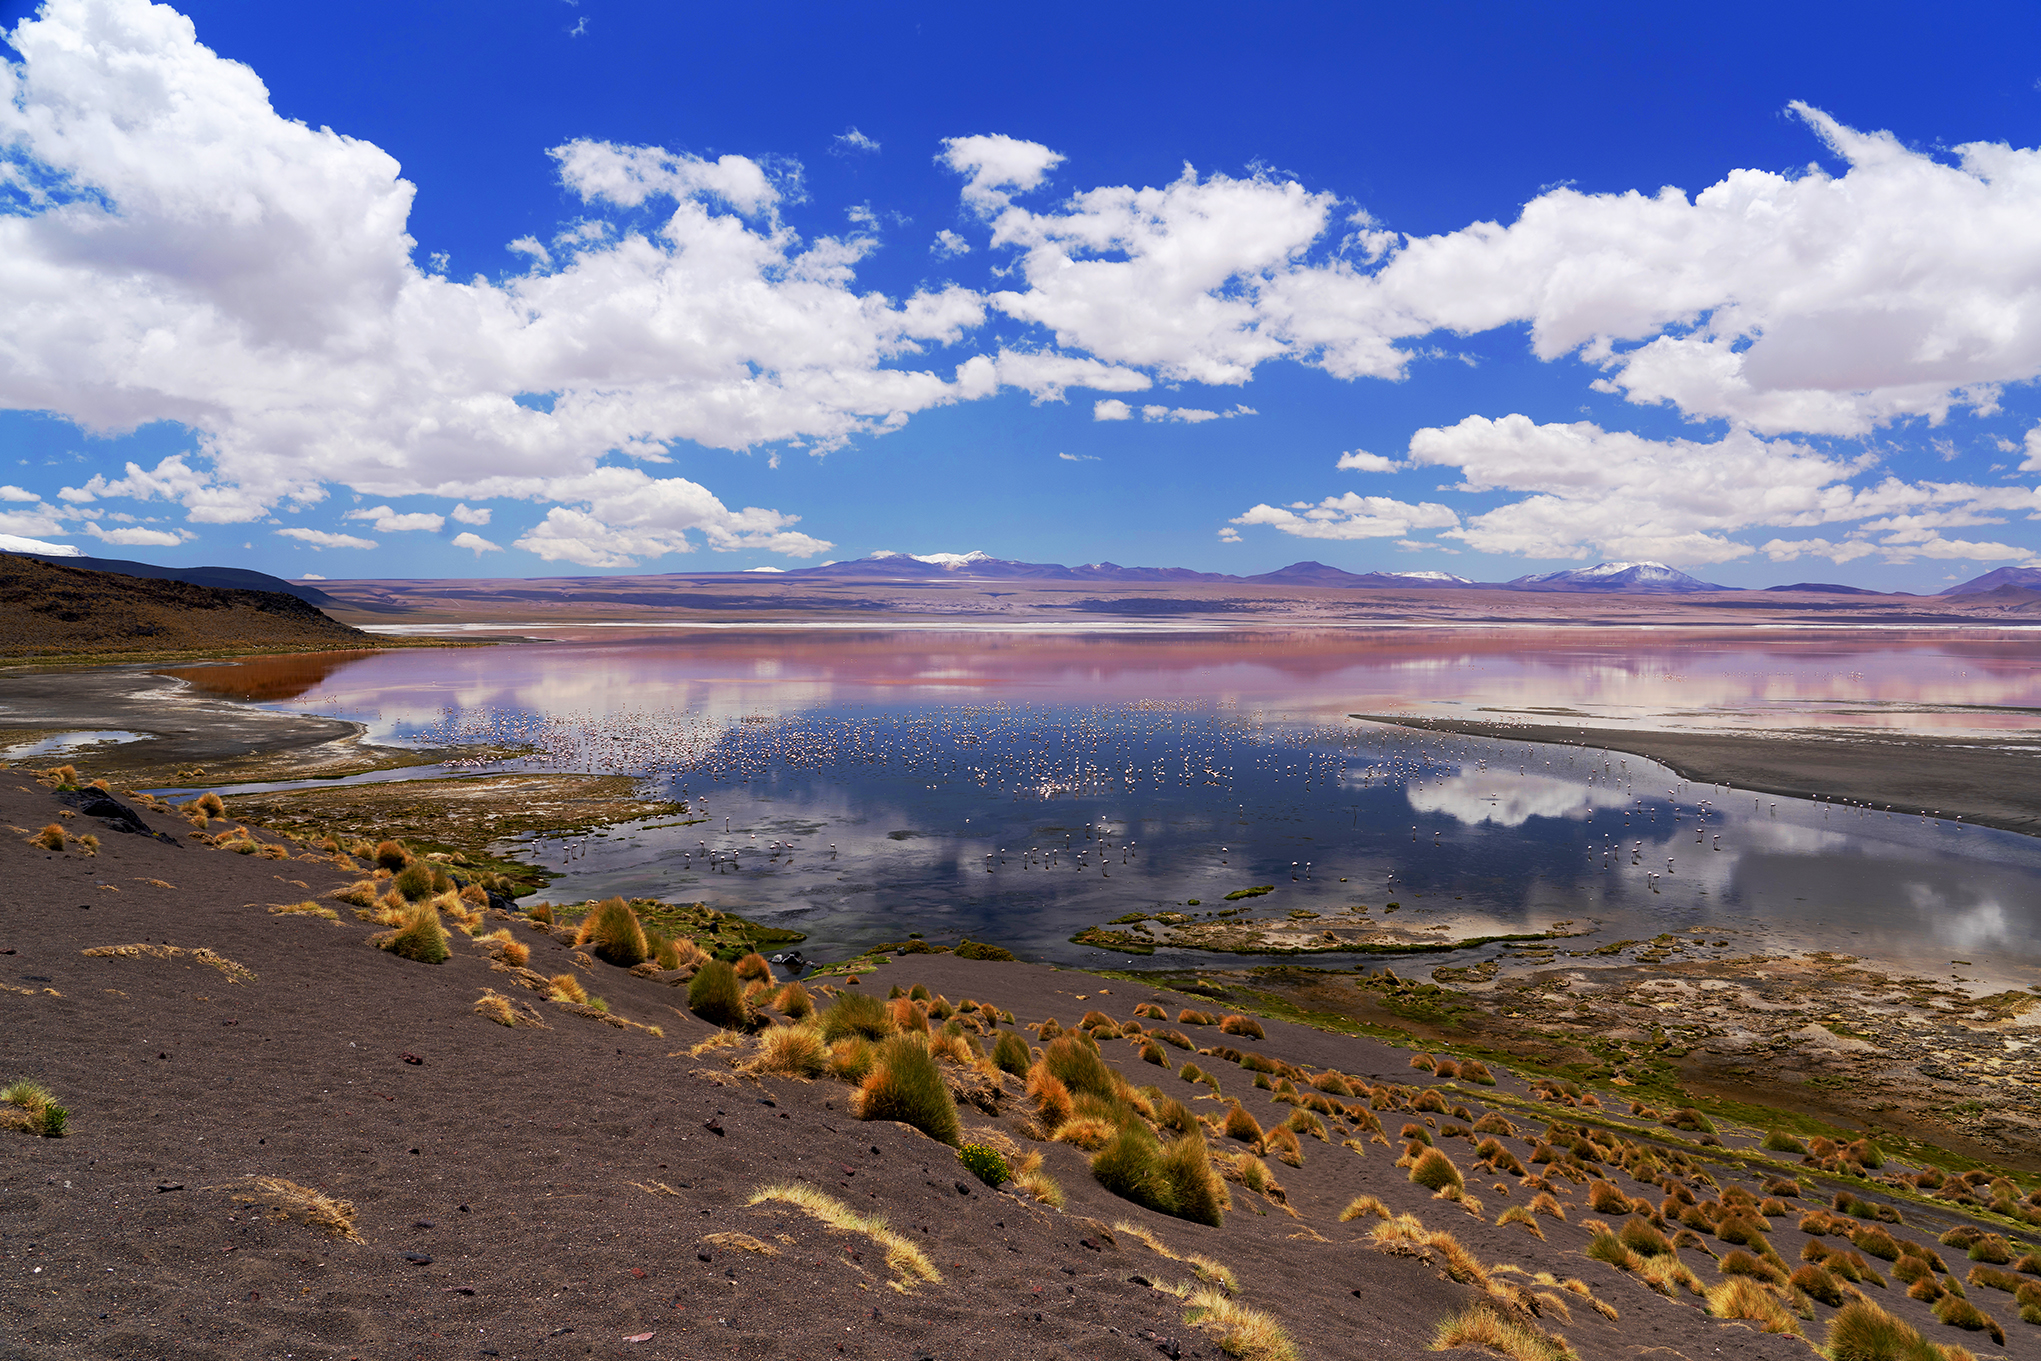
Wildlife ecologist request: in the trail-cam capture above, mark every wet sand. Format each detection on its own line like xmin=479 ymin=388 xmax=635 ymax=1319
xmin=1359 ymin=714 xmax=2041 ymax=838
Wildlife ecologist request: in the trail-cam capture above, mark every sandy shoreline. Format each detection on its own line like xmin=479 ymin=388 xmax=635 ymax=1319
xmin=1357 ymin=713 xmax=2041 ymax=839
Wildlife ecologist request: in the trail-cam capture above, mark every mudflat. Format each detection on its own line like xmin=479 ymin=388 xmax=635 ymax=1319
xmin=1361 ymin=714 xmax=2041 ymax=838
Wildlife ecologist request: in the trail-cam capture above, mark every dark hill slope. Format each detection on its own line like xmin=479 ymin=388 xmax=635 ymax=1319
xmin=0 ymin=554 xmax=368 ymax=659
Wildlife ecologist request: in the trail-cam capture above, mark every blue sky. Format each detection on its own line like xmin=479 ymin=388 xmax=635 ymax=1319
xmin=5 ymin=1 xmax=2041 ymax=588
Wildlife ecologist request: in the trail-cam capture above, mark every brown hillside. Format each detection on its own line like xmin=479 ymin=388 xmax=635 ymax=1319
xmin=0 ymin=555 xmax=369 ymax=659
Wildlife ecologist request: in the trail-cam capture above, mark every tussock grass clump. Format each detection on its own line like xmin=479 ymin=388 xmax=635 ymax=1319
xmin=1588 ymin=1179 xmax=1630 ymax=1214
xmin=1704 ymin=1277 xmax=1799 ymax=1335
xmin=1762 ymin=1129 xmax=1808 ymax=1154
xmin=857 ymin=1035 xmax=961 ymax=1146
xmin=735 ymin=951 xmax=772 ymax=982
xmin=331 ymin=880 xmax=379 ymax=908
xmin=1284 ymin=1108 xmax=1326 ymax=1141
xmin=1134 ymin=1001 xmax=1169 ymax=1019
xmin=688 ymin=959 xmax=747 ymax=1028
xmin=1409 ymin=1146 xmax=1464 ymax=1193
xmin=888 ymin=996 xmax=932 ymax=1033
xmin=749 ymin=1025 xmax=829 ymax=1078
xmin=472 ymin=989 xmax=527 ymax=1027
xmin=575 ymin=897 xmax=649 ymax=967
xmin=990 ymin=1029 xmax=1031 ymax=1077
xmin=1011 ymin=1151 xmax=1065 ymax=1208
xmin=1853 ymin=1225 xmax=1904 ymax=1261
xmin=773 ymin=981 xmax=813 ymax=1019
xmin=821 ymin=990 xmax=894 ymax=1042
xmin=1791 ymin=1263 xmax=1846 ymax=1307
xmin=1041 ymin=1034 xmax=1117 ymax=1099
xmin=1141 ymin=1040 xmax=1169 ymax=1066
xmin=1092 ymin=1125 xmax=1228 ymax=1226
xmin=1433 ymin=1058 xmax=1461 ymax=1079
xmin=1 ymin=1080 xmax=67 ymax=1137
xmin=1498 ymin=1205 xmax=1545 ymax=1239
xmin=1263 ymin=1125 xmax=1303 ymax=1168
xmin=1824 ymin=1298 xmax=1952 ymax=1361
xmin=1429 ymin=1302 xmax=1574 ymax=1361
xmin=1619 ymin=1216 xmax=1672 ymax=1258
xmin=379 ymin=904 xmax=450 ymax=964
xmin=747 ymin=1183 xmax=939 ymax=1290
xmin=1176 ymin=1008 xmax=1218 ymax=1026
xmin=1933 ymin=1293 xmax=2004 ymax=1344
xmin=1223 ymin=1104 xmax=1264 ymax=1144
xmin=372 ymin=839 xmax=409 ymax=870
xmin=1963 ymin=1234 xmax=2012 ymax=1265
xmin=28 ymin=822 xmax=67 ymax=851
xmin=1458 ymin=1059 xmax=1496 ymax=1085
xmin=391 ymin=862 xmax=436 ymax=901
xmin=227 ymin=1176 xmax=359 ymax=1241
xmin=828 ymin=1036 xmax=876 ymax=1084
xmin=1586 ymin=1229 xmax=1641 ymax=1273
xmin=1153 ymin=1028 xmax=1194 ymax=1050
xmin=545 ymin=972 xmax=589 ymax=1005
xmin=1183 ymin=1287 xmax=1298 ymax=1361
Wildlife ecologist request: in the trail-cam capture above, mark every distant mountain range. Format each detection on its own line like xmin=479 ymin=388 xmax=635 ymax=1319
xmin=1938 ymin=565 xmax=2041 ymax=596
xmin=7 ymin=546 xmax=2031 ymax=599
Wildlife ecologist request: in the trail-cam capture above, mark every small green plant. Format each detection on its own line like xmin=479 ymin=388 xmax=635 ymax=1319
xmin=1 ymin=1080 xmax=66 ymax=1137
xmin=959 ymin=1142 xmax=1010 ymax=1187
xmin=1761 ymin=1129 xmax=1807 ymax=1154
xmin=688 ymin=959 xmax=747 ymax=1028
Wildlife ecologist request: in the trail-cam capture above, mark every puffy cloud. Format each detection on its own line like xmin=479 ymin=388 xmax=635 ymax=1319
xmin=507 ymin=467 xmax=828 ymax=567
xmin=450 ymin=503 xmax=491 ymax=525
xmin=977 ymin=164 xmax=1340 ymax=385
xmin=1093 ymin=399 xmax=1133 ymax=421
xmin=1231 ymin=493 xmax=1458 ymax=541
xmin=1397 ymin=414 xmax=2040 ymax=564
xmin=0 ymin=1 xmax=1018 ymax=564
xmin=451 ymin=531 xmax=501 ymax=555
xmin=952 ymin=349 xmax=1149 ymax=403
xmin=277 ymin=527 xmax=376 ymax=550
xmin=931 ymin=229 xmax=969 ymax=257
xmin=84 ymin=522 xmax=185 ymax=547
xmin=344 ymin=505 xmax=446 ymax=533
xmin=940 ymin=134 xmax=1064 ymax=216
xmin=1760 ymin=538 xmax=1879 ymax=564
xmin=1335 ymin=449 xmax=1399 ymax=472
xmin=0 ymin=485 xmax=40 ymax=502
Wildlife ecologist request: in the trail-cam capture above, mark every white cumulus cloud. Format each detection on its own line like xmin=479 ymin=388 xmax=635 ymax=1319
xmin=1335 ymin=449 xmax=1399 ymax=472
xmin=344 ymin=505 xmax=446 ymax=533
xmin=277 ymin=527 xmax=376 ymax=550
xmin=451 ymin=531 xmax=501 ymax=555
xmin=1093 ymin=399 xmax=1133 ymax=421
xmin=450 ymin=503 xmax=491 ymax=525
xmin=1231 ymin=494 xmax=1459 ymax=541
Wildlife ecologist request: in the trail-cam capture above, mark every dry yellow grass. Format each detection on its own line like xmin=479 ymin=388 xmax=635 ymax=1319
xmin=1010 ymin=1150 xmax=1065 ymax=1208
xmin=472 ymin=988 xmax=547 ymax=1027
xmin=1183 ymin=1286 xmax=1299 ymax=1361
xmin=702 ymin=1231 xmax=778 ymax=1256
xmin=28 ymin=822 xmax=66 ymax=851
xmin=546 ymin=972 xmax=589 ymax=1005
xmin=223 ymin=1177 xmax=359 ymax=1241
xmin=267 ymin=900 xmax=338 ymax=920
xmin=1340 ymin=1193 xmax=1392 ymax=1222
xmin=1704 ymin=1277 xmax=1801 ymax=1335
xmin=1429 ymin=1303 xmax=1576 ymax=1360
xmin=746 ymin=1024 xmax=828 ymax=1078
xmin=80 ymin=943 xmax=254 ymax=983
xmin=747 ymin=1183 xmax=939 ymax=1291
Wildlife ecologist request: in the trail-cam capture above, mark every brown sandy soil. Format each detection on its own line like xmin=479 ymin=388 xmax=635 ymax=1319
xmin=1361 ymin=714 xmax=2041 ymax=839
xmin=6 ymin=773 xmax=2036 ymax=1359
xmin=0 ymin=557 xmax=371 ymax=661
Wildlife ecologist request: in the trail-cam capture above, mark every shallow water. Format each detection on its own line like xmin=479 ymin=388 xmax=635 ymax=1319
xmin=160 ymin=628 xmax=2041 ymax=986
